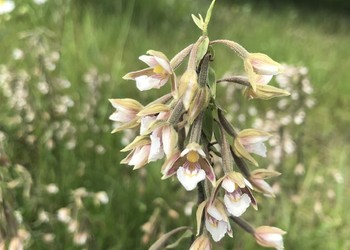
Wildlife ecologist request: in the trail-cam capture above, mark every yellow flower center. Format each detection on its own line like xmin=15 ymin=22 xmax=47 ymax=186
xmin=0 ymin=0 xmax=4 ymax=5
xmin=186 ymin=151 xmax=199 ymax=163
xmin=153 ymin=65 xmax=165 ymax=75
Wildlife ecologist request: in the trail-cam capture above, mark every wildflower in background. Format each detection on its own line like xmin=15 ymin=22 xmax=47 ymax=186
xmin=0 ymin=0 xmax=15 ymax=15
xmin=190 ymin=234 xmax=211 ymax=250
xmin=233 ymin=129 xmax=271 ymax=166
xmin=109 ymin=98 xmax=143 ymax=133
xmin=244 ymin=53 xmax=282 ymax=91
xmin=33 ymin=0 xmax=47 ymax=5
xmin=57 ymin=207 xmax=71 ymax=223
xmin=162 ymin=143 xmax=216 ymax=191
xmin=204 ymin=199 xmax=233 ymax=242
xmin=254 ymin=226 xmax=286 ymax=250
xmin=123 ymin=50 xmax=173 ymax=91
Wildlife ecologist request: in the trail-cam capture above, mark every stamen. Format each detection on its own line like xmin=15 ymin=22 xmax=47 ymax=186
xmin=186 ymin=151 xmax=200 ymax=163
xmin=153 ymin=65 xmax=165 ymax=75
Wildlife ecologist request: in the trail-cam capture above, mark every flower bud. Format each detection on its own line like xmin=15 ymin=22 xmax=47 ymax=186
xmin=254 ymin=226 xmax=286 ymax=250
xmin=190 ymin=234 xmax=211 ymax=250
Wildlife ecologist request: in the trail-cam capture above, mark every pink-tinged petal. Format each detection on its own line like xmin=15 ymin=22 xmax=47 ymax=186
xmin=123 ymin=68 xmax=154 ymax=80
xmin=244 ymin=142 xmax=267 ymax=157
xmin=224 ymin=193 xmax=251 ymax=217
xmin=221 ymin=177 xmax=236 ymax=193
xmin=256 ymin=74 xmax=273 ymax=85
xmin=162 ymin=126 xmax=177 ymax=158
xmin=135 ymin=76 xmax=161 ymax=91
xmin=148 ymin=131 xmax=165 ymax=162
xmin=198 ymin=158 xmax=216 ymax=185
xmin=161 ymin=151 xmax=181 ymax=176
xmin=140 ymin=116 xmax=157 ymax=135
xmin=128 ymin=145 xmax=150 ymax=169
xmin=205 ymin=218 xmax=228 ymax=242
xmin=109 ymin=111 xmax=134 ymax=123
xmin=139 ymin=55 xmax=159 ymax=68
xmin=162 ymin=155 xmax=186 ymax=178
xmin=239 ymin=135 xmax=270 ymax=145
xmin=207 ymin=204 xmax=224 ymax=221
xmin=255 ymin=226 xmax=286 ymax=250
xmin=176 ymin=167 xmax=206 ymax=191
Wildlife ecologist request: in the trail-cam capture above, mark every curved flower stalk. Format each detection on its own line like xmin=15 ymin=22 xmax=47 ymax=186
xmin=109 ymin=0 xmax=288 ymax=248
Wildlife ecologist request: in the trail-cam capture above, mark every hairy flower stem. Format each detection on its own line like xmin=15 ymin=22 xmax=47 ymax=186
xmin=147 ymin=93 xmax=173 ymax=107
xmin=230 ymin=216 xmax=255 ymax=235
xmin=218 ymin=109 xmax=251 ymax=177
xmin=197 ymin=181 xmax=206 ymax=205
xmin=217 ymin=121 xmax=234 ymax=174
xmin=210 ymin=39 xmax=249 ymax=59
xmin=216 ymin=76 xmax=250 ymax=87
xmin=218 ymin=109 xmax=237 ymax=137
xmin=189 ymin=112 xmax=204 ymax=144
xmin=231 ymin=148 xmax=251 ymax=178
xmin=170 ymin=44 xmax=194 ymax=70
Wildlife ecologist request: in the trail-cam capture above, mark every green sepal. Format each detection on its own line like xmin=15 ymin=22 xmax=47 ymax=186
xmin=208 ymin=66 xmax=216 ymax=98
xmin=202 ymin=107 xmax=213 ymax=141
xmin=195 ymin=36 xmax=209 ymax=67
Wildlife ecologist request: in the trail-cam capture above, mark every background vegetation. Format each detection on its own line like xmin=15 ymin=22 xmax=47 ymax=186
xmin=0 ymin=0 xmax=349 ymax=249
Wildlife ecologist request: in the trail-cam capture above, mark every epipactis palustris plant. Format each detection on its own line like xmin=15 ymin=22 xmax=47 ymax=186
xmin=109 ymin=1 xmax=288 ymax=249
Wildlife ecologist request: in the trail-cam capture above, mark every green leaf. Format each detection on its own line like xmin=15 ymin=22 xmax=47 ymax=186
xmin=208 ymin=66 xmax=216 ymax=98
xmin=191 ymin=14 xmax=204 ymax=31
xmin=195 ymin=36 xmax=209 ymax=67
xmin=204 ymin=0 xmax=216 ymax=33
xmin=202 ymin=107 xmax=213 ymax=141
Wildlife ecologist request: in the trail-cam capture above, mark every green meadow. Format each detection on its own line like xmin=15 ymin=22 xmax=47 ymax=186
xmin=0 ymin=0 xmax=349 ymax=249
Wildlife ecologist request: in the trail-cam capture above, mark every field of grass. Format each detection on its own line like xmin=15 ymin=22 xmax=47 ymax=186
xmin=0 ymin=0 xmax=349 ymax=249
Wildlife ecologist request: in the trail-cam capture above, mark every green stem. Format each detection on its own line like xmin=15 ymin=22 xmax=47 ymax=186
xmin=210 ymin=39 xmax=249 ymax=59
xmin=216 ymin=76 xmax=250 ymax=87
xmin=230 ymin=216 xmax=255 ymax=234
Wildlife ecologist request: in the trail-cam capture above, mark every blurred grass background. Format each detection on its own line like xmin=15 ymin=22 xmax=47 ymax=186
xmin=0 ymin=0 xmax=349 ymax=249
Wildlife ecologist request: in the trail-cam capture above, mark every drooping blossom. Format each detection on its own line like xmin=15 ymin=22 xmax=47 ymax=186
xmin=123 ymin=50 xmax=173 ymax=91
xmin=121 ymin=136 xmax=155 ymax=169
xmin=204 ymin=199 xmax=233 ymax=242
xmin=189 ymin=234 xmax=211 ymax=250
xmin=109 ymin=98 xmax=143 ymax=133
xmin=254 ymin=226 xmax=286 ymax=250
xmin=162 ymin=142 xmax=215 ymax=191
xmin=233 ymin=129 xmax=271 ymax=166
xmin=140 ymin=111 xmax=178 ymax=159
xmin=244 ymin=53 xmax=282 ymax=91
